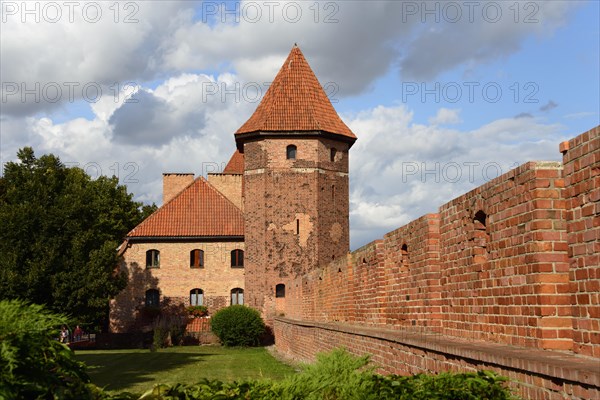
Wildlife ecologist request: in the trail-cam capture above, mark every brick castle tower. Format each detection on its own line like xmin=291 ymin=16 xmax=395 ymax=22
xmin=235 ymin=45 xmax=357 ymax=320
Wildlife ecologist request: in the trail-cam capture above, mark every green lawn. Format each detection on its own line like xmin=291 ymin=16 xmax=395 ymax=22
xmin=75 ymin=346 xmax=297 ymax=394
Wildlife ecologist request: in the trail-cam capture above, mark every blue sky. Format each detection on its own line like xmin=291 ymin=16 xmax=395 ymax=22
xmin=1 ymin=0 xmax=598 ymax=249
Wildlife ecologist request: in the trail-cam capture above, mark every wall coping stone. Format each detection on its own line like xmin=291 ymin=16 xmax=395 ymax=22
xmin=274 ymin=317 xmax=600 ymax=388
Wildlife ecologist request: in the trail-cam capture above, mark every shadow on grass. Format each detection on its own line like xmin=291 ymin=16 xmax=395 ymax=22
xmin=77 ymin=350 xmax=217 ymax=392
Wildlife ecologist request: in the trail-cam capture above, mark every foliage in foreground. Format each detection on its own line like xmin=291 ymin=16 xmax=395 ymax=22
xmin=119 ymin=348 xmax=520 ymax=400
xmin=0 ymin=300 xmax=92 ymax=400
xmin=0 ymin=147 xmax=156 ymax=330
xmin=210 ymin=305 xmax=266 ymax=346
xmin=0 ymin=300 xmax=517 ymax=399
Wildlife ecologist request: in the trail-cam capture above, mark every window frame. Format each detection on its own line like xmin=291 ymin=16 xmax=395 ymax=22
xmin=146 ymin=249 xmax=160 ymax=268
xmin=231 ymin=288 xmax=244 ymax=305
xmin=145 ymin=289 xmax=160 ymax=307
xmin=286 ymin=144 xmax=297 ymax=160
xmin=190 ymin=288 xmax=204 ymax=306
xmin=275 ymin=283 xmax=286 ymax=298
xmin=190 ymin=249 xmax=204 ymax=268
xmin=231 ymin=249 xmax=244 ymax=268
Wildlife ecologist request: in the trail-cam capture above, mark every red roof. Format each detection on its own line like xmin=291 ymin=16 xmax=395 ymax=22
xmin=235 ymin=45 xmax=356 ymax=139
xmin=127 ymin=177 xmax=244 ymax=238
xmin=223 ymin=150 xmax=244 ymax=174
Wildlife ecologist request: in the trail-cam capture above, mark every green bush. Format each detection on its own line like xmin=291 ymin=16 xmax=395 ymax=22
xmin=275 ymin=347 xmax=375 ymax=399
xmin=210 ymin=305 xmax=265 ymax=347
xmin=128 ymin=348 xmax=519 ymax=400
xmin=0 ymin=299 xmax=92 ymax=399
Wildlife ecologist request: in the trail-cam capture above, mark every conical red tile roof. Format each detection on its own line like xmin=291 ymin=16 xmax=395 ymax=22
xmin=235 ymin=45 xmax=356 ymax=139
xmin=127 ymin=177 xmax=243 ymax=238
xmin=223 ymin=150 xmax=244 ymax=174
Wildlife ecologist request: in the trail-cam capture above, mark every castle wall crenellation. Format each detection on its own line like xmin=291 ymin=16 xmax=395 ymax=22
xmin=275 ymin=126 xmax=599 ymax=399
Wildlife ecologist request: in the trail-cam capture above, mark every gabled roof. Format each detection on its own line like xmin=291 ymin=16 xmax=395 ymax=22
xmin=223 ymin=150 xmax=244 ymax=174
xmin=127 ymin=177 xmax=244 ymax=238
xmin=235 ymin=45 xmax=356 ymax=140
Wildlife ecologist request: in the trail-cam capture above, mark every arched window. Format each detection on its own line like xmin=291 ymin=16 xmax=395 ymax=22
xmin=190 ymin=249 xmax=204 ymax=268
xmin=231 ymin=288 xmax=244 ymax=305
xmin=286 ymin=145 xmax=297 ymax=160
xmin=190 ymin=288 xmax=204 ymax=306
xmin=330 ymin=148 xmax=337 ymax=162
xmin=145 ymin=289 xmax=159 ymax=307
xmin=231 ymin=249 xmax=244 ymax=268
xmin=146 ymin=250 xmax=160 ymax=268
xmin=275 ymin=284 xmax=286 ymax=298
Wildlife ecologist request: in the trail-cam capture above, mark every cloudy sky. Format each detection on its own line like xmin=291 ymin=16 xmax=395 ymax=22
xmin=1 ymin=0 xmax=599 ymax=249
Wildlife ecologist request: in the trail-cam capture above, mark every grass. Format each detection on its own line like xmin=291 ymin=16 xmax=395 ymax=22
xmin=75 ymin=345 xmax=297 ymax=394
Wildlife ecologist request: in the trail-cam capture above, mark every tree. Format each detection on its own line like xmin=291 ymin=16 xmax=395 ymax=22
xmin=0 ymin=147 xmax=156 ymax=330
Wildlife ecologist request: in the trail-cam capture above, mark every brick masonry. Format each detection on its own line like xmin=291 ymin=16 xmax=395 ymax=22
xmin=243 ymin=136 xmax=350 ymax=322
xmin=163 ymin=173 xmax=194 ymax=203
xmin=562 ymin=127 xmax=600 ymax=357
xmin=273 ymin=126 xmax=600 ymax=399
xmin=208 ymin=173 xmax=244 ymax=210
xmin=110 ymin=240 xmax=244 ymax=332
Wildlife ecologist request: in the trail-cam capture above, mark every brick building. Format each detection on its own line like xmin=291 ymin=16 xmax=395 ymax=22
xmin=110 ymin=156 xmax=246 ymax=332
xmin=109 ymin=45 xmax=600 ymax=399
xmin=110 ymin=45 xmax=352 ymax=330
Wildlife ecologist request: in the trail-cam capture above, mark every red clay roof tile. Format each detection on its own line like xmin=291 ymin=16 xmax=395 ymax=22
xmin=235 ymin=45 xmax=356 ymax=139
xmin=223 ymin=150 xmax=244 ymax=174
xmin=127 ymin=177 xmax=243 ymax=238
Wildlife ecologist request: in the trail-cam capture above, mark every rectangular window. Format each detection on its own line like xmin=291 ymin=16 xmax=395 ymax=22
xmin=146 ymin=250 xmax=160 ymax=268
xmin=190 ymin=249 xmax=204 ymax=268
xmin=231 ymin=249 xmax=244 ymax=268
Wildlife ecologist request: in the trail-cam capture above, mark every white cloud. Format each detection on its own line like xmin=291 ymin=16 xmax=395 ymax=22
xmin=345 ymin=105 xmax=568 ymax=248
xmin=0 ymin=0 xmax=591 ymax=250
xmin=1 ymin=1 xmax=582 ymax=120
xmin=428 ymin=108 xmax=462 ymax=125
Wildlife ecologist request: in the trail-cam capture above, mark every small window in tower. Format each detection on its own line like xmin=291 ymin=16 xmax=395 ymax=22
xmin=296 ymin=219 xmax=300 ymax=235
xmin=330 ymin=148 xmax=337 ymax=162
xmin=286 ymin=145 xmax=297 ymax=160
xmin=275 ymin=284 xmax=286 ymax=298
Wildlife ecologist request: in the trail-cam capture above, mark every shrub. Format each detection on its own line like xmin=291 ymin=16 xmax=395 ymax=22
xmin=210 ymin=305 xmax=265 ymax=346
xmin=125 ymin=348 xmax=519 ymax=400
xmin=276 ymin=347 xmax=375 ymax=400
xmin=0 ymin=299 xmax=92 ymax=399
